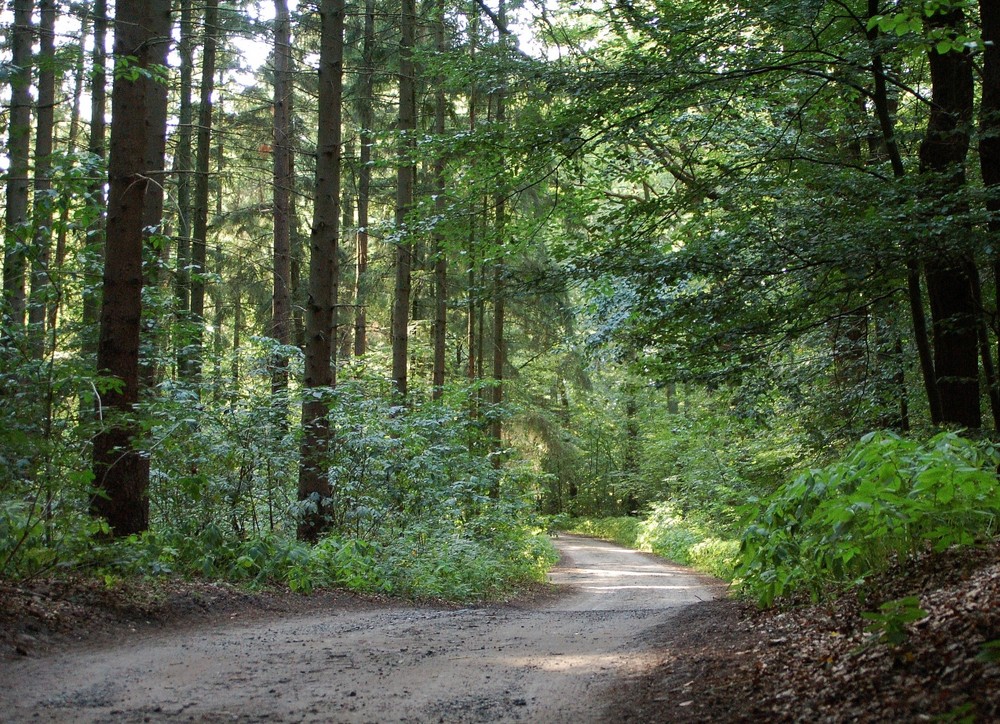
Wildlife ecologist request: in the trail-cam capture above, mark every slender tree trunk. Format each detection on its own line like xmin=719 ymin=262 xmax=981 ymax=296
xmin=91 ymin=0 xmax=171 ymax=536
xmin=298 ymin=0 xmax=344 ymax=543
xmin=137 ymin=6 xmax=172 ymax=391
xmin=354 ymin=0 xmax=375 ymax=357
xmin=431 ymin=0 xmax=448 ymax=399
xmin=174 ymin=0 xmax=194 ymax=342
xmin=272 ymin=0 xmax=294 ymax=398
xmin=27 ymin=0 xmax=57 ymax=357
xmin=392 ymin=0 xmax=417 ymax=399
xmin=187 ymin=0 xmax=219 ymax=383
xmin=3 ymin=0 xmax=34 ymax=335
xmin=50 ymin=3 xmax=90 ymax=334
xmin=489 ymin=0 xmax=508 ymax=468
xmin=918 ymin=7 xmax=979 ymax=428
xmin=81 ymin=0 xmax=108 ymax=371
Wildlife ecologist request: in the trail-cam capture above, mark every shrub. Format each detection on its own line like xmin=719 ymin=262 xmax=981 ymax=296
xmin=737 ymin=431 xmax=1000 ymax=606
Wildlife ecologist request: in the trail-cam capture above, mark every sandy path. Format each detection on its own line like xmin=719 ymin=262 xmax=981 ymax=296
xmin=0 ymin=535 xmax=723 ymax=723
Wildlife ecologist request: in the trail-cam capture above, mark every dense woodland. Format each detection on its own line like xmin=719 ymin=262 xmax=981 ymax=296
xmin=2 ymin=0 xmax=1000 ymax=607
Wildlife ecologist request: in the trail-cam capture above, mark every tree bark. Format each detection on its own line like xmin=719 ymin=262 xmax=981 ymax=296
xmin=174 ymin=0 xmax=194 ymax=334
xmin=50 ymin=3 xmax=90 ymax=334
xmin=27 ymin=0 xmax=57 ymax=357
xmin=918 ymin=7 xmax=979 ymax=429
xmin=391 ymin=0 xmax=417 ymax=399
xmin=431 ymin=0 xmax=448 ymax=399
xmin=90 ymin=0 xmax=171 ymax=537
xmin=354 ymin=0 xmax=375 ymax=357
xmin=81 ymin=0 xmax=108 ymax=373
xmin=489 ymin=0 xmax=508 ymax=469
xmin=272 ymin=0 xmax=294 ymax=398
xmin=298 ymin=0 xmax=344 ymax=543
xmin=188 ymin=0 xmax=220 ymax=383
xmin=2 ymin=0 xmax=34 ymax=335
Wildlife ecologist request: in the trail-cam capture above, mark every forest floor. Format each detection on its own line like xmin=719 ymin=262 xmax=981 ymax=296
xmin=1 ymin=535 xmax=998 ymax=722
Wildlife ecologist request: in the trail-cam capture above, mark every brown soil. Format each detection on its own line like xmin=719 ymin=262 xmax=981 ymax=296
xmin=612 ymin=540 xmax=1000 ymax=723
xmin=0 ymin=535 xmax=722 ymax=722
xmin=1 ymin=537 xmax=997 ymax=722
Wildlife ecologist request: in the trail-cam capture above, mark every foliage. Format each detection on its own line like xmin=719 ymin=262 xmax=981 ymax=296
xmin=567 ymin=502 xmax=740 ymax=581
xmin=860 ymin=596 xmax=928 ymax=647
xmin=737 ymin=431 xmax=1000 ymax=606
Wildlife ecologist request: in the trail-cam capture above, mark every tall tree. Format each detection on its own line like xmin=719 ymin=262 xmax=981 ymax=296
xmin=431 ymin=0 xmax=448 ymax=398
xmin=391 ymin=0 xmax=417 ymax=398
xmin=90 ymin=0 xmax=172 ymax=536
xmin=81 ymin=0 xmax=108 ymax=360
xmin=298 ymin=0 xmax=345 ymax=542
xmin=173 ymin=0 xmax=195 ymax=334
xmin=354 ymin=0 xmax=376 ymax=357
xmin=27 ymin=0 xmax=57 ymax=356
xmin=490 ymin=0 xmax=508 ymax=461
xmin=271 ymin=0 xmax=295 ymax=397
xmin=2 ymin=0 xmax=34 ymax=334
xmin=918 ymin=5 xmax=979 ymax=428
xmin=188 ymin=0 xmax=220 ymax=382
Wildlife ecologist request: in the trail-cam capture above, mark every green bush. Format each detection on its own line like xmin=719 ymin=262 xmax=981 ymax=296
xmin=737 ymin=431 xmax=1000 ymax=606
xmin=567 ymin=503 xmax=740 ymax=580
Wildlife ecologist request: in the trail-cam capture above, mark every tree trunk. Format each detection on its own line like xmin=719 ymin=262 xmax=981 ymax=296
xmin=431 ymin=0 xmax=448 ymax=399
xmin=90 ymin=0 xmax=171 ymax=537
xmin=980 ymin=0 xmax=1000 ymax=430
xmin=81 ymin=0 xmax=108 ymax=373
xmin=174 ymin=0 xmax=194 ymax=341
xmin=298 ymin=0 xmax=344 ymax=543
xmin=187 ymin=0 xmax=219 ymax=383
xmin=50 ymin=3 xmax=90 ymax=334
xmin=354 ymin=0 xmax=375 ymax=357
xmin=918 ymin=7 xmax=979 ymax=428
xmin=27 ymin=0 xmax=57 ymax=357
xmin=272 ymin=0 xmax=294 ymax=399
xmin=391 ymin=0 xmax=417 ymax=399
xmin=489 ymin=0 xmax=508 ymax=468
xmin=3 ymin=0 xmax=34 ymax=335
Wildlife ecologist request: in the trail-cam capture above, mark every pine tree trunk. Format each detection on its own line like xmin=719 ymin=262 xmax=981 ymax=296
xmin=27 ymin=0 xmax=57 ymax=357
xmin=431 ymin=0 xmax=448 ymax=399
xmin=489 ymin=0 xmax=508 ymax=469
xmin=50 ymin=3 xmax=90 ymax=334
xmin=354 ymin=0 xmax=375 ymax=357
xmin=174 ymin=0 xmax=194 ymax=335
xmin=91 ymin=0 xmax=171 ymax=537
xmin=272 ymin=0 xmax=294 ymax=398
xmin=391 ymin=0 xmax=417 ymax=399
xmin=81 ymin=0 xmax=108 ymax=373
xmin=2 ymin=0 xmax=34 ymax=335
xmin=188 ymin=0 xmax=219 ymax=382
xmin=298 ymin=0 xmax=344 ymax=543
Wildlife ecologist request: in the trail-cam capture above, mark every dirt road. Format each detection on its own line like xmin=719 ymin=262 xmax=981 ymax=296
xmin=0 ymin=535 xmax=723 ymax=723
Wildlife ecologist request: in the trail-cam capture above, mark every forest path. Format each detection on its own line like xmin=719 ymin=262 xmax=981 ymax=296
xmin=0 ymin=535 xmax=724 ymax=723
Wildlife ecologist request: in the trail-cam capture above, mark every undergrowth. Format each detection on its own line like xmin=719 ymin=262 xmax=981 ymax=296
xmin=737 ymin=430 xmax=1000 ymax=606
xmin=563 ymin=503 xmax=740 ymax=580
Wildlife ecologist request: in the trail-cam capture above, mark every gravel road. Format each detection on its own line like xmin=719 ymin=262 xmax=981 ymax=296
xmin=0 ymin=535 xmax=723 ymax=723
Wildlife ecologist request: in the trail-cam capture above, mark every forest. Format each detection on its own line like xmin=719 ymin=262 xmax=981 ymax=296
xmin=2 ymin=0 xmax=1000 ymax=642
